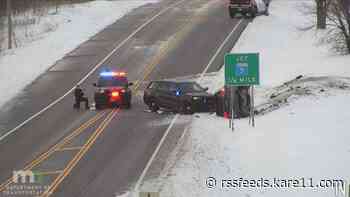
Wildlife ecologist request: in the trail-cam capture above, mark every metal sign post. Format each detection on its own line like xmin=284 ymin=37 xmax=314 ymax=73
xmin=250 ymin=85 xmax=255 ymax=127
xmin=229 ymin=86 xmax=235 ymax=131
xmin=225 ymin=53 xmax=260 ymax=128
xmin=249 ymin=86 xmax=252 ymax=126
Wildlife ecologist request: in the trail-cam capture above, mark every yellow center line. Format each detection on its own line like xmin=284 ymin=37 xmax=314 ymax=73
xmin=40 ymin=47 xmax=174 ymax=195
xmin=0 ymin=111 xmax=106 ymax=192
xmin=36 ymin=171 xmax=64 ymax=176
xmin=0 ymin=1 xmax=206 ymax=195
xmin=132 ymin=40 xmax=172 ymax=91
xmin=24 ymin=112 xmax=106 ymax=170
xmin=55 ymin=146 xmax=83 ymax=152
xmin=40 ymin=37 xmax=178 ymax=196
xmin=0 ymin=26 xmax=184 ymax=193
xmin=41 ymin=109 xmax=119 ymax=197
xmin=132 ymin=10 xmax=208 ymax=91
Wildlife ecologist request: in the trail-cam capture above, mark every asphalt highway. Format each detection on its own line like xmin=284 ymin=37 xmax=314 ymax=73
xmin=0 ymin=0 xmax=248 ymax=196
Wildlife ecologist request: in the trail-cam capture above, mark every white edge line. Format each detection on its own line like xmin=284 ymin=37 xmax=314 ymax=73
xmin=133 ymin=114 xmax=179 ymax=195
xmin=132 ymin=19 xmax=244 ymax=196
xmin=0 ymin=0 xmax=187 ymax=142
xmin=198 ymin=19 xmax=244 ymax=81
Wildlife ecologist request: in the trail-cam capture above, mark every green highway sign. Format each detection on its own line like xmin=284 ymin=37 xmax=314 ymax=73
xmin=225 ymin=53 xmax=260 ymax=86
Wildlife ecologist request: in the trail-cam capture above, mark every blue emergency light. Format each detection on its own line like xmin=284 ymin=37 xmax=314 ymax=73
xmin=100 ymin=72 xmax=115 ymax=77
xmin=100 ymin=71 xmax=126 ymax=77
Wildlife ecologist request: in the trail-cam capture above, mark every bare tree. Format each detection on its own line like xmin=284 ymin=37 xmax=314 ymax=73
xmin=323 ymin=0 xmax=350 ymax=53
xmin=0 ymin=0 xmax=93 ymax=51
xmin=7 ymin=0 xmax=12 ymax=49
xmin=315 ymin=0 xmax=328 ymax=29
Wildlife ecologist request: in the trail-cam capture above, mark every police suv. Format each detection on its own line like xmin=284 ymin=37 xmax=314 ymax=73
xmin=93 ymin=71 xmax=133 ymax=109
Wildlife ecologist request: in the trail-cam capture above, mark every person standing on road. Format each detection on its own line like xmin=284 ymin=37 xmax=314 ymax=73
xmin=74 ymin=85 xmax=89 ymax=110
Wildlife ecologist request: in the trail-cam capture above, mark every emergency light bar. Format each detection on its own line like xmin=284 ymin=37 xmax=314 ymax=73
xmin=100 ymin=72 xmax=127 ymax=77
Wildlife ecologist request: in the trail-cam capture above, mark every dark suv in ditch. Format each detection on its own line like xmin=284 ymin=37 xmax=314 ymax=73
xmin=143 ymin=80 xmax=215 ymax=114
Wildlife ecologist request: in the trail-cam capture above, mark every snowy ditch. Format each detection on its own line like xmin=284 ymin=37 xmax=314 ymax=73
xmin=255 ymin=75 xmax=350 ymax=115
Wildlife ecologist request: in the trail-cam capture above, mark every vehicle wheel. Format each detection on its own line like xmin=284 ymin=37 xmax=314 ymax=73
xmin=181 ymin=102 xmax=193 ymax=115
xmin=111 ymin=102 xmax=118 ymax=108
xmin=251 ymin=7 xmax=257 ymax=18
xmin=149 ymin=101 xmax=159 ymax=112
xmin=228 ymin=8 xmax=235 ymax=19
xmin=251 ymin=12 xmax=256 ymax=18
xmin=264 ymin=9 xmax=269 ymax=16
xmin=243 ymin=13 xmax=249 ymax=18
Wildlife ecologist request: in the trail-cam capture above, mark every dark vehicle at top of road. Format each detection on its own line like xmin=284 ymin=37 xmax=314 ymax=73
xmin=228 ymin=0 xmax=258 ymax=18
xmin=93 ymin=71 xmax=133 ymax=110
xmin=143 ymin=80 xmax=215 ymax=114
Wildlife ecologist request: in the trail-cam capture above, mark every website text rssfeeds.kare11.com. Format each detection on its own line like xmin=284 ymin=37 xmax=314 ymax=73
xmin=206 ymin=177 xmax=350 ymax=195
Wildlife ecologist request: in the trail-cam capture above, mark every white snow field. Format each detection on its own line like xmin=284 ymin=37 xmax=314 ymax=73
xmin=141 ymin=0 xmax=350 ymax=197
xmin=0 ymin=0 xmax=158 ymax=108
xmin=158 ymin=77 xmax=350 ymax=197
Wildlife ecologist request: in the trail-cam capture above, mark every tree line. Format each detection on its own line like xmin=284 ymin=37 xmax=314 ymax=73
xmin=0 ymin=0 xmax=91 ymax=15
xmin=0 ymin=0 xmax=92 ymax=51
xmin=315 ymin=0 xmax=350 ymax=53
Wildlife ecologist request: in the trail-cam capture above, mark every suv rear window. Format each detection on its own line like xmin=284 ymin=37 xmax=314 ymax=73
xmin=148 ymin=81 xmax=177 ymax=91
xmin=231 ymin=0 xmax=251 ymax=4
xmin=149 ymin=81 xmax=204 ymax=93
xmin=177 ymin=82 xmax=204 ymax=93
xmin=158 ymin=82 xmax=176 ymax=91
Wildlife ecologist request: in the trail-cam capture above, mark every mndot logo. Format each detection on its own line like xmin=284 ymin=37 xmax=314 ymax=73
xmin=12 ymin=170 xmax=43 ymax=184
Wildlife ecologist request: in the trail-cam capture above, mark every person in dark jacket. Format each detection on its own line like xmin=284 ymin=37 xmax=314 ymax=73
xmin=74 ymin=85 xmax=89 ymax=110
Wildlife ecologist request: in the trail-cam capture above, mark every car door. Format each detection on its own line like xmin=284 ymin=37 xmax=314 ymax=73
xmin=154 ymin=82 xmax=170 ymax=108
xmin=150 ymin=82 xmax=164 ymax=106
xmin=157 ymin=82 xmax=177 ymax=110
xmin=165 ymin=82 xmax=180 ymax=110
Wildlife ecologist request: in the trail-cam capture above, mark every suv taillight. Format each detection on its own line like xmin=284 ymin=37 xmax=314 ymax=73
xmin=219 ymin=88 xmax=225 ymax=97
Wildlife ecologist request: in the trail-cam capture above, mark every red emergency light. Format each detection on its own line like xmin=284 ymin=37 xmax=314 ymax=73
xmin=111 ymin=91 xmax=120 ymax=97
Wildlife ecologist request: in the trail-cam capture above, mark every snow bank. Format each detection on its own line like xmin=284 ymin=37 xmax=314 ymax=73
xmin=161 ymin=90 xmax=350 ymax=197
xmin=0 ymin=0 xmax=157 ymax=107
